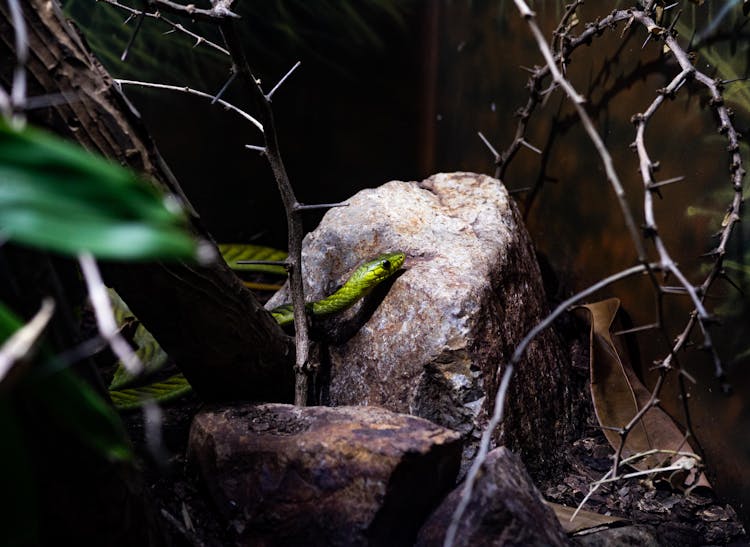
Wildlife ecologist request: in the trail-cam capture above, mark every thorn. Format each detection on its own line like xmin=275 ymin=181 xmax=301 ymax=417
xmin=700 ymin=314 xmax=722 ymax=327
xmin=700 ymin=248 xmax=722 ymax=259
xmin=212 ymin=71 xmax=237 ymax=104
xmin=120 ymin=12 xmax=146 ymax=62
xmin=519 ymin=139 xmax=542 ymax=155
xmin=245 ymin=144 xmax=266 ymax=154
xmin=294 ymin=202 xmax=349 ymax=212
xmin=721 ymin=76 xmax=750 ymax=85
xmin=508 ymin=186 xmax=533 ymax=195
xmin=477 ymin=131 xmax=500 ymax=160
xmin=660 ymin=285 xmax=688 ymax=295
xmin=613 ymin=322 xmax=660 ymax=336
xmin=718 ymin=271 xmax=744 ymax=296
xmin=720 ymin=379 xmax=732 ymax=395
xmin=677 ymin=367 xmax=697 ymax=384
xmin=650 ymin=175 xmax=685 ymax=189
xmin=266 ymin=61 xmax=301 ymax=101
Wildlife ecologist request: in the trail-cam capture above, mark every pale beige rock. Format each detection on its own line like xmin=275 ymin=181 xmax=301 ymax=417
xmin=268 ymin=172 xmax=577 ymax=476
xmin=187 ymin=403 xmax=462 ymax=547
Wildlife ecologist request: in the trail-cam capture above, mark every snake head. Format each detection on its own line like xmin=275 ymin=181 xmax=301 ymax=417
xmin=372 ymin=251 xmax=406 ymax=281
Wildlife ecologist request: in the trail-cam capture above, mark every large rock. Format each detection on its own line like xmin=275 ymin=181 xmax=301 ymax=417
xmin=268 ymin=172 xmax=577 ymax=475
xmin=416 ymin=447 xmax=569 ymax=546
xmin=187 ymin=403 xmax=462 ymax=547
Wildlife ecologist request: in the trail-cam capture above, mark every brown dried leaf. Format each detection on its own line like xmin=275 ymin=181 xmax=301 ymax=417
xmin=579 ymin=298 xmax=712 ymax=492
xmin=547 ymin=501 xmax=627 ymax=534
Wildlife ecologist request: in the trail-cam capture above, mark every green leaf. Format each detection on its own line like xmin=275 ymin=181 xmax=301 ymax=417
xmin=0 ymin=301 xmax=133 ymax=462
xmin=0 ymin=396 xmax=39 ymax=546
xmin=33 ymin=369 xmax=133 ymax=462
xmin=219 ymin=243 xmax=288 ymax=275
xmin=0 ymin=121 xmax=198 ymax=260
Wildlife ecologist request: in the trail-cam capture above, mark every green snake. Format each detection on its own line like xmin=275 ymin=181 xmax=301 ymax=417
xmin=108 ymin=251 xmax=405 ymax=410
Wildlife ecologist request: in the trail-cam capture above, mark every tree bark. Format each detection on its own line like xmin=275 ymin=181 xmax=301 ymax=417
xmin=0 ymin=0 xmax=295 ymax=402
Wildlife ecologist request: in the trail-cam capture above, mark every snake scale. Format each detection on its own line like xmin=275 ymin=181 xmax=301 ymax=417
xmin=108 ymin=251 xmax=405 ymax=410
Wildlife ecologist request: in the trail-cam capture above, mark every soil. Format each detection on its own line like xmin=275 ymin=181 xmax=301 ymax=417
xmin=541 ymin=429 xmax=748 ymax=546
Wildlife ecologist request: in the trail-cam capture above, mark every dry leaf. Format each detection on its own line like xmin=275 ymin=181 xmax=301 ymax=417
xmin=579 ymin=298 xmax=712 ymax=492
xmin=547 ymin=501 xmax=627 ymax=534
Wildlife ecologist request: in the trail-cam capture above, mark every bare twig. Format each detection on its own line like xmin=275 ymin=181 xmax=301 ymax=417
xmin=78 ymin=252 xmax=142 ymax=375
xmin=99 ymin=0 xmax=230 ymax=55
xmin=152 ymin=0 xmax=239 ymax=21
xmin=571 ymin=448 xmax=702 ymax=521
xmin=444 ymin=356 xmax=514 ymax=547
xmin=444 ymin=262 xmax=656 ymax=547
xmin=490 ymin=1 xmax=744 ymax=514
xmin=218 ymin=18 xmax=312 ymax=405
xmin=160 ymin=508 xmax=206 ymax=547
xmin=114 ymin=79 xmax=263 ymax=131
xmin=0 ymin=0 xmax=29 ymax=122
xmin=0 ymin=298 xmax=55 ymax=385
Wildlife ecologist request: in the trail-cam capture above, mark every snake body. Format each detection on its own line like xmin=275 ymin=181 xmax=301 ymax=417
xmin=270 ymin=251 xmax=405 ymax=326
xmin=109 ymin=251 xmax=405 ymax=410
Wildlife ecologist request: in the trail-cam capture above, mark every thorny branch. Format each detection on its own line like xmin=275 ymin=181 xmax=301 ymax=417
xmin=453 ymin=0 xmax=746 ymax=541
xmin=445 ymin=262 xmax=659 ymax=546
xmin=100 ymin=0 xmax=335 ymax=405
xmin=219 ymin=20 xmax=314 ymax=405
xmin=99 ymin=0 xmax=229 ymax=55
xmin=113 ymin=79 xmax=263 ymax=130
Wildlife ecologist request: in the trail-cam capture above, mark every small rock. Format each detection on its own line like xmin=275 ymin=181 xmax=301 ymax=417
xmin=187 ymin=403 xmax=462 ymax=546
xmin=416 ymin=447 xmax=568 ymax=546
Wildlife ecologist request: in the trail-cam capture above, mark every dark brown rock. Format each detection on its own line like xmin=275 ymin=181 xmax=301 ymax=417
xmin=572 ymin=525 xmax=658 ymax=546
xmin=416 ymin=447 xmax=569 ymax=546
xmin=187 ymin=403 xmax=462 ymax=546
xmin=267 ymin=172 xmax=578 ymax=476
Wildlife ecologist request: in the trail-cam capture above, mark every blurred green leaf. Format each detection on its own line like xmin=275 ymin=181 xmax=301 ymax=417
xmin=0 ymin=301 xmax=133 ymax=463
xmin=0 ymin=397 xmax=39 ymax=546
xmin=32 ymin=369 xmax=133 ymax=462
xmin=219 ymin=243 xmax=288 ymax=275
xmin=0 ymin=121 xmax=199 ymax=260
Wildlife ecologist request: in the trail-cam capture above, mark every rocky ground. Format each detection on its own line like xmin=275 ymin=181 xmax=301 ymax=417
xmin=121 ymin=392 xmax=748 ymax=547
xmin=542 ymin=428 xmax=747 ymax=546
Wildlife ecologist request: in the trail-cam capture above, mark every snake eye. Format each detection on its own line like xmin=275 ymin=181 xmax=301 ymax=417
xmin=381 ymin=259 xmax=392 ymax=270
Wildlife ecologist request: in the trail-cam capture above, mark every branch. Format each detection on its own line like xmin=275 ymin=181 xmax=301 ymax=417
xmin=444 ymin=262 xmax=655 ymax=547
xmin=218 ymin=20 xmax=313 ymax=405
xmin=151 ymin=0 xmax=239 ymax=21
xmin=79 ymin=252 xmax=143 ymax=375
xmin=99 ymin=0 xmax=229 ymax=55
xmin=114 ymin=79 xmax=263 ymax=131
